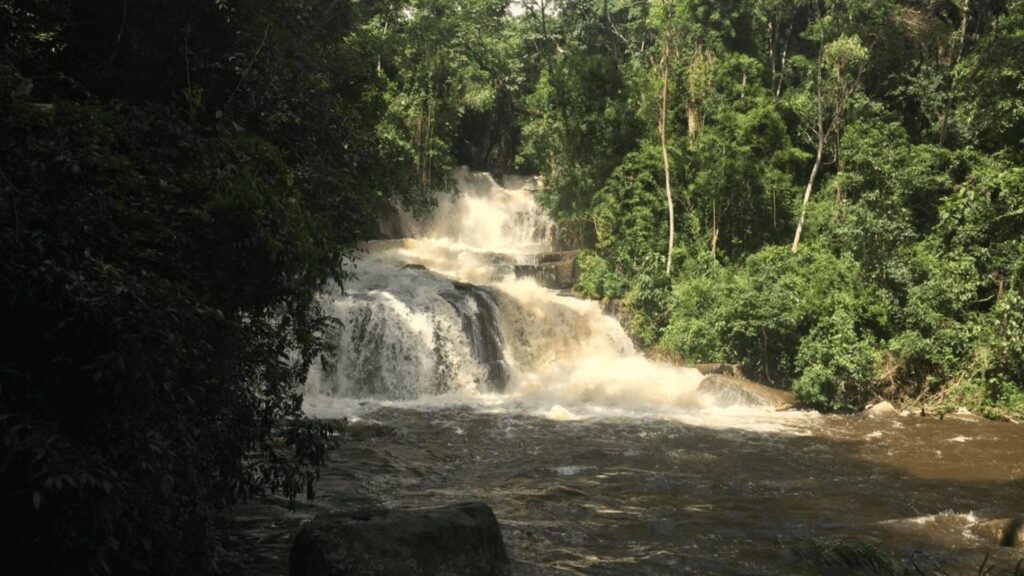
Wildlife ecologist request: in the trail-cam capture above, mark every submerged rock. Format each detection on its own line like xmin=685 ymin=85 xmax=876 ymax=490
xmin=971 ymin=515 xmax=1024 ymax=547
xmin=289 ymin=502 xmax=510 ymax=576
xmin=697 ymin=374 xmax=796 ymax=409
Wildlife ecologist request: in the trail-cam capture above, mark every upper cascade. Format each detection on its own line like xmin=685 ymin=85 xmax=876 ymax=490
xmin=394 ymin=167 xmax=555 ymax=255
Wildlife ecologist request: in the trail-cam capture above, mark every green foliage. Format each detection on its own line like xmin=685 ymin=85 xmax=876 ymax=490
xmin=591 ymin=145 xmax=669 ymax=268
xmin=0 ymin=1 xmax=446 ymax=573
xmin=945 ymin=290 xmax=1024 ymax=418
xmin=575 ymin=250 xmax=628 ymax=301
xmin=661 ymin=243 xmax=882 ymax=397
xmin=514 ymin=0 xmax=1022 ymax=417
xmin=794 ymin=308 xmax=880 ymax=411
xmin=958 ymin=0 xmax=1024 ymax=154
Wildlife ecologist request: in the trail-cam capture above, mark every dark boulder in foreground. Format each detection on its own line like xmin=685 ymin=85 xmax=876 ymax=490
xmin=697 ymin=374 xmax=797 ymax=409
xmin=289 ymin=502 xmax=510 ymax=576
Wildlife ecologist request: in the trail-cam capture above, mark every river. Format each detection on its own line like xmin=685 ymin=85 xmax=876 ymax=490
xmin=236 ymin=170 xmax=1024 ymax=575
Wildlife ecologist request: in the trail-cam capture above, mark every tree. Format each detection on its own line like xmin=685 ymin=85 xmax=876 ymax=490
xmin=658 ymin=4 xmax=676 ymax=273
xmin=791 ymin=6 xmax=868 ymax=252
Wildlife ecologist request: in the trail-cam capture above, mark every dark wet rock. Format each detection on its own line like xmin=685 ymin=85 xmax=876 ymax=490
xmin=865 ymin=401 xmax=898 ymax=418
xmin=971 ymin=515 xmax=1024 ymax=547
xmin=694 ymin=363 xmax=743 ymax=377
xmin=536 ymin=259 xmax=577 ymax=289
xmin=697 ymin=374 xmax=796 ymax=409
xmin=512 ymin=250 xmax=577 ymax=286
xmin=516 ymin=251 xmax=578 ymax=290
xmin=513 ymin=264 xmax=537 ymax=279
xmin=537 ymin=250 xmax=577 ymax=264
xmin=442 ymin=283 xmax=510 ymax=392
xmin=289 ymin=502 xmax=510 ymax=576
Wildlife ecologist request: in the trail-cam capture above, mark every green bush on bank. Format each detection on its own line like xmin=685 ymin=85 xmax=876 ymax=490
xmin=655 ymin=243 xmax=883 ymax=410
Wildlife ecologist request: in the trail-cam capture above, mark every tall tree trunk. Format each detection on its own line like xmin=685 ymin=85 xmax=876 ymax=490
xmin=776 ymin=38 xmax=788 ymax=97
xmin=791 ymin=134 xmax=823 ymax=253
xmin=659 ymin=37 xmax=675 ymax=274
xmin=938 ymin=0 xmax=970 ymax=146
xmin=834 ymin=137 xmax=844 ymax=208
xmin=711 ymin=201 xmax=719 ymax=259
xmin=792 ymin=40 xmax=826 ymax=253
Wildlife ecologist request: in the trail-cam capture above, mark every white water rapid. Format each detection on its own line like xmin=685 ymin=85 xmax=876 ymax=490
xmin=304 ymin=169 xmax=806 ymax=429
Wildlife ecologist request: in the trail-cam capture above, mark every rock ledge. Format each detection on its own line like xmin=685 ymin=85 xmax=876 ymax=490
xmin=697 ymin=374 xmax=796 ymax=409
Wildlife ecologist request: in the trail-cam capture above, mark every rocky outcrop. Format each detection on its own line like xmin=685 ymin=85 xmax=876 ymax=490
xmin=515 ymin=251 xmax=578 ymax=290
xmin=694 ymin=363 xmax=743 ymax=378
xmin=289 ymin=502 xmax=510 ymax=576
xmin=971 ymin=515 xmax=1024 ymax=547
xmin=697 ymin=374 xmax=796 ymax=409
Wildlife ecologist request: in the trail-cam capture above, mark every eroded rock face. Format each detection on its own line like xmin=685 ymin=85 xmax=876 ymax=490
xmin=697 ymin=374 xmax=796 ymax=409
xmin=289 ymin=502 xmax=510 ymax=576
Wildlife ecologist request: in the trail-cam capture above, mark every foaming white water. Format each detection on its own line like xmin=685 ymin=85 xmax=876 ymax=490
xmin=305 ymin=168 xmax=806 ymax=429
xmin=395 ymin=167 xmax=554 ymax=254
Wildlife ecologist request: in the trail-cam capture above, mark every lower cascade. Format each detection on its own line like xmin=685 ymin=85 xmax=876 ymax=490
xmin=307 ymin=168 xmax=742 ymax=417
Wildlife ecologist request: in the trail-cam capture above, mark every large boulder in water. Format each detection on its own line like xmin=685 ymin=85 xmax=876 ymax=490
xmin=971 ymin=515 xmax=1024 ymax=547
xmin=864 ymin=400 xmax=898 ymax=417
xmin=697 ymin=374 xmax=796 ymax=409
xmin=289 ymin=502 xmax=510 ymax=576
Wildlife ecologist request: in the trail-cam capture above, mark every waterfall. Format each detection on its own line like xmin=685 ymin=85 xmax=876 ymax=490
xmin=305 ymin=169 xmax=710 ymax=415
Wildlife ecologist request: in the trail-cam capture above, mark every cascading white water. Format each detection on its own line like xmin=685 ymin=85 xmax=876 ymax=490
xmin=305 ymin=168 xmax=754 ymax=419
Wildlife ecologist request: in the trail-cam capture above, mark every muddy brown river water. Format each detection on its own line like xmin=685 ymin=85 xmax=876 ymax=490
xmin=235 ymin=407 xmax=1023 ymax=575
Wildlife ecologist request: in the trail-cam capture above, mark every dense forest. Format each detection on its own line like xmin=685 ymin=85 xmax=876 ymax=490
xmin=1 ymin=0 xmax=1022 ymax=574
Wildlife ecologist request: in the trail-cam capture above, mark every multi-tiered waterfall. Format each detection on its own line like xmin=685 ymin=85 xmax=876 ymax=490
xmin=304 ymin=169 xmax=714 ymax=417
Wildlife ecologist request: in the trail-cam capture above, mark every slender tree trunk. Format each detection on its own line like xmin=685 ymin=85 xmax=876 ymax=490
xmin=792 ymin=41 xmax=826 ymax=253
xmin=687 ymin=46 xmax=711 ymax=144
xmin=425 ymin=93 xmax=433 ymax=189
xmin=776 ymin=40 xmax=788 ymax=97
xmin=711 ymin=201 xmax=719 ymax=259
xmin=659 ymin=38 xmax=675 ymax=274
xmin=792 ymin=124 xmax=824 ymax=253
xmin=938 ymin=0 xmax=970 ymax=146
xmin=834 ymin=138 xmax=844 ymax=208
